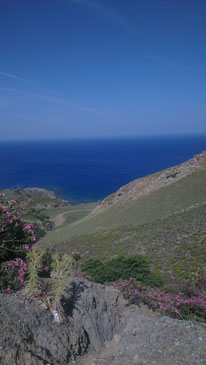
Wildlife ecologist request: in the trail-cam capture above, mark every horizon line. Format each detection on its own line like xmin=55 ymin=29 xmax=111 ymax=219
xmin=0 ymin=133 xmax=206 ymax=143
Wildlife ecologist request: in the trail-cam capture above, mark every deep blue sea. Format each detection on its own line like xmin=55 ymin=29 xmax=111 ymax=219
xmin=0 ymin=135 xmax=206 ymax=203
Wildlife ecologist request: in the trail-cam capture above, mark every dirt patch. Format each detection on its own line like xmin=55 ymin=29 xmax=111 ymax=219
xmin=53 ymin=209 xmax=92 ymax=227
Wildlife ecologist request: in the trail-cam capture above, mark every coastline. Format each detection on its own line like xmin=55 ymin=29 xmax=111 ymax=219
xmin=0 ymin=186 xmax=99 ymax=206
xmin=1 ymin=136 xmax=206 ymax=204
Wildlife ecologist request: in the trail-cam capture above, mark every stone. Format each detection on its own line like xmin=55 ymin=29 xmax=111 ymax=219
xmin=0 ymin=277 xmax=206 ymax=365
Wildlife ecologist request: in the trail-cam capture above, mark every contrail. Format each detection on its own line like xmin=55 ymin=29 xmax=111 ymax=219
xmin=0 ymin=71 xmax=37 ymax=86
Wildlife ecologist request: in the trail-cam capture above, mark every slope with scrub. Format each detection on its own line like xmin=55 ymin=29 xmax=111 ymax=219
xmin=39 ymin=151 xmax=206 ymax=280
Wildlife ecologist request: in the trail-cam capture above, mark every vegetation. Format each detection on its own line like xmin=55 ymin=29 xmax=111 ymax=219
xmin=112 ymin=277 xmax=206 ymax=322
xmin=39 ymin=202 xmax=206 ymax=281
xmin=83 ymin=255 xmax=164 ymax=287
xmin=27 ymin=246 xmax=46 ymax=296
xmin=0 ymin=194 xmax=36 ymax=265
xmin=1 ymin=159 xmax=206 ymax=323
xmin=39 ymin=168 xmax=206 ymax=246
xmin=50 ymin=253 xmax=73 ymax=315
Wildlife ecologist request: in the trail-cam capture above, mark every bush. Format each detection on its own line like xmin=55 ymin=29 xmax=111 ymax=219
xmin=112 ymin=277 xmax=206 ymax=322
xmin=0 ymin=194 xmax=35 ymax=264
xmin=0 ymin=194 xmax=35 ymax=292
xmin=1 ymin=258 xmax=28 ymax=293
xmin=83 ymin=254 xmax=164 ymax=286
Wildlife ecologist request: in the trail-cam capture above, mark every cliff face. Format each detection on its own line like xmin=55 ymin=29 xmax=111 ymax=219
xmin=93 ymin=151 xmax=206 ymax=214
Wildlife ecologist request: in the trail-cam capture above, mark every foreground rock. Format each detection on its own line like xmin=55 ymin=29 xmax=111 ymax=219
xmin=78 ymin=315 xmax=206 ymax=365
xmin=0 ymin=278 xmax=130 ymax=365
xmin=0 ymin=278 xmax=205 ymax=365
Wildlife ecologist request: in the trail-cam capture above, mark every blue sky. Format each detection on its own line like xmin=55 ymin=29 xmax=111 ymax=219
xmin=0 ymin=0 xmax=206 ymax=140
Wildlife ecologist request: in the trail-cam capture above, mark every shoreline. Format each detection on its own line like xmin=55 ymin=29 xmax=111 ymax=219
xmin=0 ymin=186 xmax=99 ymax=206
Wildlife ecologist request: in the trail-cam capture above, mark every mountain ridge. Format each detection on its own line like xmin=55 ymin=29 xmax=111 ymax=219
xmin=92 ymin=151 xmax=206 ymax=215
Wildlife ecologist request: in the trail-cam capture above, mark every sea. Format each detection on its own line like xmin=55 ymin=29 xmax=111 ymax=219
xmin=0 ymin=135 xmax=206 ymax=203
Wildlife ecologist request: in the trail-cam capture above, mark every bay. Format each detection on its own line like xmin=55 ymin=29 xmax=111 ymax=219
xmin=1 ymin=135 xmax=206 ymax=203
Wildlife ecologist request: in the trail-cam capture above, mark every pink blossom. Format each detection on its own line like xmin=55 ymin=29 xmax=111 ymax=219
xmin=24 ymin=244 xmax=31 ymax=252
xmin=72 ymin=251 xmax=80 ymax=256
xmin=6 ymin=286 xmax=13 ymax=294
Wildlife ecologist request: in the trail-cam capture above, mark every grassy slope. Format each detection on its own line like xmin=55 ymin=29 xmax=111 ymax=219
xmin=2 ymin=166 xmax=206 ymax=281
xmin=40 ymin=168 xmax=206 ymax=245
xmin=39 ymin=168 xmax=206 ymax=280
xmin=42 ymin=203 xmax=206 ymax=281
xmin=45 ymin=202 xmax=98 ymax=227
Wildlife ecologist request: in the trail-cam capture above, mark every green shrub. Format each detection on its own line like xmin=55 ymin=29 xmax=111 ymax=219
xmin=50 ymin=253 xmax=73 ymax=314
xmin=83 ymin=258 xmax=104 ymax=282
xmin=27 ymin=246 xmax=46 ymax=296
xmin=84 ymin=254 xmax=164 ymax=286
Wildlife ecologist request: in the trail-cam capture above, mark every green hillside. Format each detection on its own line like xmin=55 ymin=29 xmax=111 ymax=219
xmin=41 ymin=202 xmax=206 ymax=281
xmin=4 ymin=160 xmax=205 ymax=282
xmin=40 ymin=168 xmax=206 ymax=245
xmin=38 ymin=166 xmax=206 ymax=281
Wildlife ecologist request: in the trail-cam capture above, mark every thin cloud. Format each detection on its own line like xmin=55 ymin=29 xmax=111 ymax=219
xmin=33 ymin=94 xmax=107 ymax=115
xmin=0 ymin=71 xmax=37 ymax=86
xmin=141 ymin=52 xmax=197 ymax=72
xmin=0 ymin=70 xmax=62 ymax=96
xmin=0 ymin=70 xmax=107 ymax=115
xmin=70 ymin=1 xmax=197 ymax=72
xmin=70 ymin=0 xmax=142 ymax=35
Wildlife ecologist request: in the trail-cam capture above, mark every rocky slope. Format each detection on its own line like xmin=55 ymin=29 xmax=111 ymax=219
xmin=0 ymin=278 xmax=206 ymax=365
xmin=93 ymin=151 xmax=206 ymax=215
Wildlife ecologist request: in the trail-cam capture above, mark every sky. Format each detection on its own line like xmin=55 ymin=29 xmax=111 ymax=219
xmin=0 ymin=0 xmax=206 ymax=140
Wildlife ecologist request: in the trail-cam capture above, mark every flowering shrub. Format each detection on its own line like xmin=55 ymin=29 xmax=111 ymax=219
xmin=0 ymin=194 xmax=35 ymax=264
xmin=112 ymin=277 xmax=206 ymax=322
xmin=72 ymin=251 xmax=81 ymax=261
xmin=1 ymin=258 xmax=28 ymax=293
xmin=0 ymin=194 xmax=35 ymax=292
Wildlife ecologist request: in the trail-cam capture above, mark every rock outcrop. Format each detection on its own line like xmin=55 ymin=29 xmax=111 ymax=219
xmin=0 ymin=278 xmax=206 ymax=365
xmin=0 ymin=278 xmax=130 ymax=365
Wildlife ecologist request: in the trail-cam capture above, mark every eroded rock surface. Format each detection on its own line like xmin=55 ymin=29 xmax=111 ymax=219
xmin=0 ymin=278 xmax=129 ymax=365
xmin=0 ymin=278 xmax=206 ymax=365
